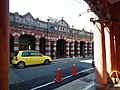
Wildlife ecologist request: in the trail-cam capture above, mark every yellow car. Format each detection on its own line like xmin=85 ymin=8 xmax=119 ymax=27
xmin=11 ymin=50 xmax=52 ymax=69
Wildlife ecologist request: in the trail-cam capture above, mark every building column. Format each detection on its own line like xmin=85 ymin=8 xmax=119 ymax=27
xmin=89 ymin=42 xmax=92 ymax=56
xmin=45 ymin=40 xmax=51 ymax=56
xmin=52 ymin=41 xmax=56 ymax=59
xmin=95 ymin=21 xmax=107 ymax=89
xmin=76 ymin=41 xmax=80 ymax=57
xmin=66 ymin=41 xmax=70 ymax=58
xmin=104 ymin=26 xmax=113 ymax=82
xmin=14 ymin=35 xmax=19 ymax=52
xmin=84 ymin=41 xmax=88 ymax=56
xmin=35 ymin=37 xmax=40 ymax=51
xmin=0 ymin=0 xmax=9 ymax=89
xmin=70 ymin=41 xmax=75 ymax=58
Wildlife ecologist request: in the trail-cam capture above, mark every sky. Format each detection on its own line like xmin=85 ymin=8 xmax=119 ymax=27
xmin=9 ymin=0 xmax=97 ymax=32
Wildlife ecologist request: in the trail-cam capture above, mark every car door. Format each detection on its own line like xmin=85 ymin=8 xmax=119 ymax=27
xmin=29 ymin=51 xmax=44 ymax=65
xmin=21 ymin=52 xmax=31 ymax=65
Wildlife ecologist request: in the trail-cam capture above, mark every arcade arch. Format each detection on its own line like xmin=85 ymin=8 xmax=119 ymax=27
xmin=10 ymin=34 xmax=14 ymax=53
xmin=10 ymin=34 xmax=14 ymax=61
xmin=80 ymin=41 xmax=85 ymax=56
xmin=39 ymin=37 xmax=46 ymax=54
xmin=19 ymin=35 xmax=35 ymax=50
xmin=56 ymin=39 xmax=66 ymax=58
xmin=74 ymin=41 xmax=78 ymax=57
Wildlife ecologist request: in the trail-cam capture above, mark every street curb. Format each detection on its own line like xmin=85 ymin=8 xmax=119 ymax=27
xmin=52 ymin=57 xmax=91 ymax=62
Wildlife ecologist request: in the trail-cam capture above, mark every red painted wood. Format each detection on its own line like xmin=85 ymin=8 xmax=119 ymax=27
xmin=0 ymin=0 xmax=9 ymax=89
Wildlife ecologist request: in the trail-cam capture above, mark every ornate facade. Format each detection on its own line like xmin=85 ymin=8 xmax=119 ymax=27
xmin=10 ymin=12 xmax=94 ymax=59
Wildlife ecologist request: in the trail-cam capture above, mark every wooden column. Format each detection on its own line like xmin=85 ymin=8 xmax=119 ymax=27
xmin=94 ymin=21 xmax=107 ymax=89
xmin=0 ymin=0 xmax=9 ymax=89
xmin=104 ymin=27 xmax=112 ymax=77
xmin=112 ymin=21 xmax=120 ymax=71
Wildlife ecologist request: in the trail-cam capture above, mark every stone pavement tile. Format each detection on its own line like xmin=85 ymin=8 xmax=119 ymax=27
xmin=82 ymin=82 xmax=96 ymax=90
xmin=54 ymin=79 xmax=89 ymax=90
xmin=54 ymin=73 xmax=95 ymax=90
xmin=88 ymin=85 xmax=96 ymax=90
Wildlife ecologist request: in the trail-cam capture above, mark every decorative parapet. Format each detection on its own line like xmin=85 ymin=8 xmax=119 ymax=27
xmin=10 ymin=12 xmax=93 ymax=41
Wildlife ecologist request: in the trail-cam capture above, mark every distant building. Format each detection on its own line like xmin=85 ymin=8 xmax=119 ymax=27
xmin=10 ymin=12 xmax=94 ymax=59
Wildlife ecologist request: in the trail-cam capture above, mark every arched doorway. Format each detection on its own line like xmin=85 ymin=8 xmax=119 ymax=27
xmin=56 ymin=39 xmax=66 ymax=58
xmin=39 ymin=37 xmax=45 ymax=54
xmin=74 ymin=41 xmax=78 ymax=57
xmin=10 ymin=34 xmax=14 ymax=53
xmin=80 ymin=41 xmax=85 ymax=56
xmin=19 ymin=35 xmax=35 ymax=50
xmin=51 ymin=41 xmax=54 ymax=59
xmin=10 ymin=34 xmax=14 ymax=62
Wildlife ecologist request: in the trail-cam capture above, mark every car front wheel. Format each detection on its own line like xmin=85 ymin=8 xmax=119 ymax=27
xmin=17 ymin=62 xmax=25 ymax=69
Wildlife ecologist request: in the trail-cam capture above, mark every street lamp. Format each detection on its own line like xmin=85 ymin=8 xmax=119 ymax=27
xmin=72 ymin=25 xmax=74 ymax=40
xmin=47 ymin=19 xmax=50 ymax=39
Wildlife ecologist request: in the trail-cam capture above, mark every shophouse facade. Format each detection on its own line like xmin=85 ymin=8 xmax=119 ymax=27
xmin=10 ymin=12 xmax=94 ymax=59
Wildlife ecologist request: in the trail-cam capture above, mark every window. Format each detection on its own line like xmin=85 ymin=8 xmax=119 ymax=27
xmin=22 ymin=52 xmax=29 ymax=56
xmin=29 ymin=52 xmax=41 ymax=56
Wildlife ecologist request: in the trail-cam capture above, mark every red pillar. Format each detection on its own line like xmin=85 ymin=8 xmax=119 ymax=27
xmin=104 ymin=27 xmax=112 ymax=77
xmin=52 ymin=41 xmax=56 ymax=59
xmin=76 ymin=41 xmax=80 ymax=57
xmin=94 ymin=21 xmax=107 ymax=89
xmin=45 ymin=40 xmax=51 ymax=56
xmin=89 ymin=41 xmax=92 ymax=57
xmin=113 ymin=21 xmax=120 ymax=71
xmin=71 ymin=41 xmax=75 ymax=58
xmin=14 ymin=35 xmax=19 ymax=51
xmin=0 ymin=0 xmax=9 ymax=89
xmin=35 ymin=37 xmax=40 ymax=51
xmin=66 ymin=41 xmax=70 ymax=58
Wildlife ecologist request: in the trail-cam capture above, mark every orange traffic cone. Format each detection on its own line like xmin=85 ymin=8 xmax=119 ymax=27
xmin=72 ymin=64 xmax=77 ymax=76
xmin=56 ymin=67 xmax=62 ymax=82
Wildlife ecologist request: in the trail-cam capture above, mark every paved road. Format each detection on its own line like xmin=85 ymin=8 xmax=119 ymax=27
xmin=10 ymin=57 xmax=94 ymax=90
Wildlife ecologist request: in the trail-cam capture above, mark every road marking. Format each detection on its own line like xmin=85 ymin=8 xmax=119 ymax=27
xmin=30 ymin=68 xmax=94 ymax=90
xmin=82 ymin=82 xmax=94 ymax=90
xmin=77 ymin=68 xmax=94 ymax=74
xmin=30 ymin=81 xmax=55 ymax=90
xmin=80 ymin=60 xmax=92 ymax=63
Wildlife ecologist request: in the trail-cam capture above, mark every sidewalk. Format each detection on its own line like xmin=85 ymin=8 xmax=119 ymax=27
xmin=54 ymin=72 xmax=96 ymax=90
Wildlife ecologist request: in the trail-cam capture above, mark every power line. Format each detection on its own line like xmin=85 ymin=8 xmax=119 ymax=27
xmin=74 ymin=0 xmax=88 ymax=7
